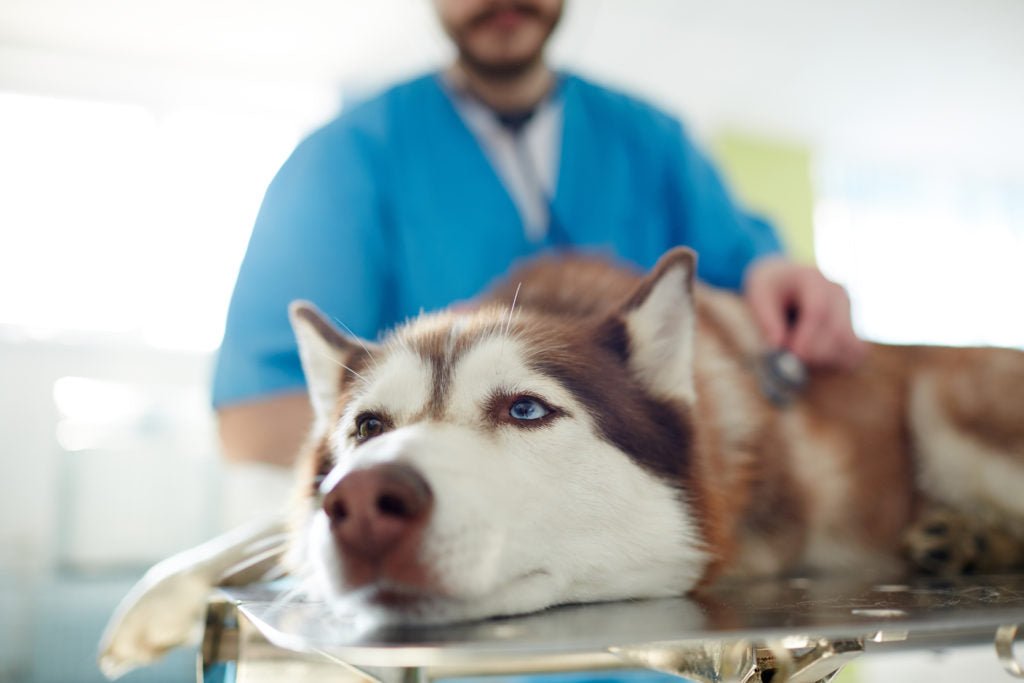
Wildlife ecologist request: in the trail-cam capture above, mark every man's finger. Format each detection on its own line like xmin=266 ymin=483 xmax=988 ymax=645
xmin=795 ymin=290 xmax=864 ymax=368
xmin=745 ymin=281 xmax=788 ymax=349
xmin=788 ymin=287 xmax=831 ymax=360
xmin=808 ymin=318 xmax=851 ymax=366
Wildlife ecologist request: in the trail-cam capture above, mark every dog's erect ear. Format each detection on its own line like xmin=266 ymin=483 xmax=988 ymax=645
xmin=289 ymin=301 xmax=377 ymax=422
xmin=617 ymin=247 xmax=698 ymax=403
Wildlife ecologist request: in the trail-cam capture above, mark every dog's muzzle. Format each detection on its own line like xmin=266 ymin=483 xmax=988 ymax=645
xmin=322 ymin=462 xmax=435 ymax=592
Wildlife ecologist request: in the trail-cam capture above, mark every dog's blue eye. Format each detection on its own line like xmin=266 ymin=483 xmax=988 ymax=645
xmin=509 ymin=397 xmax=549 ymax=421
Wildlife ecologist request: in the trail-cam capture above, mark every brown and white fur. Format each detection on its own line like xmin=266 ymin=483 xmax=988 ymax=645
xmin=100 ymin=247 xmax=1024 ymax=673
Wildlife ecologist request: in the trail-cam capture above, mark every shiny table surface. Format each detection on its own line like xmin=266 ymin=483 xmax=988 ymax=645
xmin=222 ymin=574 xmax=1024 ymax=669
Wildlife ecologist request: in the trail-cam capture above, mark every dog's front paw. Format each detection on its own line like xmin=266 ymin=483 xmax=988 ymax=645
xmin=904 ymin=508 xmax=979 ymax=575
xmin=905 ymin=506 xmax=1024 ymax=576
xmin=98 ymin=562 xmax=214 ymax=679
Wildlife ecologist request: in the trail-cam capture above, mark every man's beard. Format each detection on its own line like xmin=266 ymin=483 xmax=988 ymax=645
xmin=458 ymin=46 xmax=544 ymax=81
xmin=453 ymin=2 xmax=562 ymax=81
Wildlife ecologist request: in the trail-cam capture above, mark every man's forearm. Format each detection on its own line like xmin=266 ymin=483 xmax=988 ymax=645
xmin=217 ymin=392 xmax=314 ymax=467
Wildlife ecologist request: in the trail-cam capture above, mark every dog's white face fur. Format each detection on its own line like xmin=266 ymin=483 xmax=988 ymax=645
xmin=289 ymin=251 xmax=709 ymax=623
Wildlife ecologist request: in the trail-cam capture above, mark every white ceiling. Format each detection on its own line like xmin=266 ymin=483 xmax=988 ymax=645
xmin=1 ymin=0 xmax=1022 ymax=172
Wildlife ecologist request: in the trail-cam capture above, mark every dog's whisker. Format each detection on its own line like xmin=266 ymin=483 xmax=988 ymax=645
xmin=318 ymin=350 xmax=369 ymax=384
xmin=259 ymin=575 xmax=318 ymax=621
xmin=330 ymin=315 xmax=380 ymax=370
xmin=504 ymin=281 xmax=522 ymax=336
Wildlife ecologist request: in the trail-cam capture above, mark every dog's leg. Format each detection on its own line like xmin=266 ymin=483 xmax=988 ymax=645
xmin=97 ymin=515 xmax=288 ymax=679
xmin=907 ymin=348 xmax=1024 ymax=575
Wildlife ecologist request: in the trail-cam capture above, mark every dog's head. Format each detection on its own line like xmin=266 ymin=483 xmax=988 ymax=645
xmin=288 ymin=248 xmax=710 ymax=623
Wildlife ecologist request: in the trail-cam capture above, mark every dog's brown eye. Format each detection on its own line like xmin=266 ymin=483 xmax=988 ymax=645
xmin=356 ymin=414 xmax=385 ymax=441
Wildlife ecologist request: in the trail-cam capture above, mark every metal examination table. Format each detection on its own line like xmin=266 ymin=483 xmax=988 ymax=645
xmin=199 ymin=574 xmax=1024 ymax=683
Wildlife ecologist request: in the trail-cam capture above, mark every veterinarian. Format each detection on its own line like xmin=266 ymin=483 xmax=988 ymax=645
xmin=213 ymin=0 xmax=865 ymax=467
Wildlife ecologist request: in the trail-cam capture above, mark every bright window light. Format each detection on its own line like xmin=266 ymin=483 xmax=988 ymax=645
xmin=0 ymin=91 xmax=323 ymax=351
xmin=815 ymin=162 xmax=1024 ymax=350
xmin=53 ymin=375 xmax=213 ymax=455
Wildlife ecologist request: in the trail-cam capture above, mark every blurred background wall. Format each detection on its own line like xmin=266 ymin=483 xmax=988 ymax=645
xmin=0 ymin=1 xmax=1022 ymax=681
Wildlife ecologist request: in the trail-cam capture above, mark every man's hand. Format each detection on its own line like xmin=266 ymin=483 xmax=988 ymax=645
xmin=743 ymin=257 xmax=866 ymax=370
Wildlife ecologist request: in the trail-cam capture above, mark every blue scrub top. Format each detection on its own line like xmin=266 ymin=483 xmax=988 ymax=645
xmin=212 ymin=72 xmax=782 ymax=407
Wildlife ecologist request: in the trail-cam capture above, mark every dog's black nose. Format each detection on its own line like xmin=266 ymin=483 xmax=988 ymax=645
xmin=322 ymin=462 xmax=433 ymax=561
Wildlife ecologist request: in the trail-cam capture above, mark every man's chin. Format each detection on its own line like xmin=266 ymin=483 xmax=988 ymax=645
xmin=455 ymin=9 xmax=559 ymax=81
xmin=458 ymin=50 xmax=545 ymax=82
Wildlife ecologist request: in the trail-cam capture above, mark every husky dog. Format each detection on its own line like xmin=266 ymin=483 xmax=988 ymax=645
xmin=100 ymin=247 xmax=1024 ymax=675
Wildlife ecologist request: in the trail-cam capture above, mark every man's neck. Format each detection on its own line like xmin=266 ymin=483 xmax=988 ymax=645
xmin=448 ymin=60 xmax=556 ymax=115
